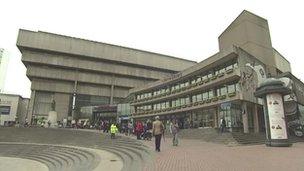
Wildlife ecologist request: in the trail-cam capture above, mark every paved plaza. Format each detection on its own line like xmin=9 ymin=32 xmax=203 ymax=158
xmin=142 ymin=138 xmax=304 ymax=171
xmin=0 ymin=127 xmax=304 ymax=171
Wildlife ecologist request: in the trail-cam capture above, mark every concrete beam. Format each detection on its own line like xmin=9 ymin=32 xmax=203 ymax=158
xmin=31 ymin=78 xmax=128 ymax=98
xmin=26 ymin=65 xmax=152 ymax=88
xmin=21 ymin=50 xmax=172 ymax=80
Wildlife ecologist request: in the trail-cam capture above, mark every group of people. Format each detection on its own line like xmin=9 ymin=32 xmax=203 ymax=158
xmin=151 ymin=116 xmax=180 ymax=151
xmin=134 ymin=120 xmax=153 ymax=140
xmin=102 ymin=116 xmax=180 ymax=152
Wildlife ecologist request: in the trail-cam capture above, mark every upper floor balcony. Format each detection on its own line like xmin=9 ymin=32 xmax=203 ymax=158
xmin=131 ymin=67 xmax=240 ymax=106
xmin=132 ymin=90 xmax=240 ymax=118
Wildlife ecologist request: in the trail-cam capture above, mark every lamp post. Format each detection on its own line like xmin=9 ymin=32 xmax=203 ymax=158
xmin=254 ymin=78 xmax=292 ymax=147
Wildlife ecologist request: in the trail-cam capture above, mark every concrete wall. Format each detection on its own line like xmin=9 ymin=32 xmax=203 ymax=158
xmin=0 ymin=94 xmax=28 ymax=125
xmin=17 ymin=30 xmax=196 ymax=72
xmin=0 ymin=95 xmax=19 ymax=125
xmin=17 ymin=29 xmax=197 ymax=120
xmin=26 ymin=65 xmax=151 ymax=89
xmin=130 ymin=46 xmax=238 ymax=94
xmin=238 ymin=48 xmax=267 ymax=104
xmin=218 ymin=10 xmax=275 ymax=75
xmin=54 ymin=93 xmax=70 ymax=121
xmin=17 ymin=98 xmax=29 ymax=124
xmin=21 ymin=50 xmax=171 ymax=80
xmin=273 ymin=49 xmax=291 ymax=73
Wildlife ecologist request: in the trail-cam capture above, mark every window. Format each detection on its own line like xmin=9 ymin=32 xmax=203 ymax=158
xmin=191 ymin=79 xmax=196 ymax=84
xmin=166 ymin=102 xmax=170 ymax=108
xmin=220 ymin=68 xmax=225 ymax=74
xmin=197 ymin=94 xmax=202 ymax=101
xmin=181 ymin=98 xmax=186 ymax=105
xmin=227 ymin=84 xmax=236 ymax=93
xmin=172 ymin=100 xmax=176 ymax=107
xmin=176 ymin=99 xmax=181 ymax=106
xmin=236 ymin=83 xmax=240 ymax=91
xmin=171 ymin=86 xmax=174 ymax=91
xmin=220 ymin=86 xmax=227 ymax=95
xmin=192 ymin=95 xmax=197 ymax=103
xmin=209 ymin=90 xmax=214 ymax=98
xmin=153 ymin=104 xmax=157 ymax=109
xmin=185 ymin=97 xmax=190 ymax=104
xmin=165 ymin=88 xmax=170 ymax=93
xmin=202 ymin=92 xmax=208 ymax=100
xmin=226 ymin=65 xmax=233 ymax=70
xmin=0 ymin=106 xmax=10 ymax=115
xmin=233 ymin=62 xmax=238 ymax=68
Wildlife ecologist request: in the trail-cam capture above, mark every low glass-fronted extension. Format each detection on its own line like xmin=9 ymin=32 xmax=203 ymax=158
xmin=129 ymin=49 xmax=262 ymax=133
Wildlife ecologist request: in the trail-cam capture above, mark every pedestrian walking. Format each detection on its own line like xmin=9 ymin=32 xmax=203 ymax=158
xmin=169 ymin=119 xmax=179 ymax=146
xmin=152 ymin=116 xmax=164 ymax=152
xmin=135 ymin=121 xmax=143 ymax=140
xmin=220 ymin=117 xmax=226 ymax=133
xmin=110 ymin=123 xmax=118 ymax=139
xmin=127 ymin=121 xmax=133 ymax=136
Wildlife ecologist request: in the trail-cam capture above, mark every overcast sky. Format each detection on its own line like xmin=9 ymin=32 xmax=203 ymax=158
xmin=1 ymin=0 xmax=304 ymax=98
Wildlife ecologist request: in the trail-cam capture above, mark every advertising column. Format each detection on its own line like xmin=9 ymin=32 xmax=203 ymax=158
xmin=254 ymin=78 xmax=292 ymax=147
xmin=266 ymin=93 xmax=288 ymax=140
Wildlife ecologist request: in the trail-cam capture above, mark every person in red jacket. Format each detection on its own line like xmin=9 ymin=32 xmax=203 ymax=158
xmin=135 ymin=121 xmax=144 ymax=140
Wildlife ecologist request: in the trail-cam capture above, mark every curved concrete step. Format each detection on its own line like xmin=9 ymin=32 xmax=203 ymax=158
xmin=0 ymin=143 xmax=100 ymax=171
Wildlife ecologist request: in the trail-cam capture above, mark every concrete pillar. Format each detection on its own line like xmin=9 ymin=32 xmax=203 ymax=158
xmin=214 ymin=107 xmax=218 ymax=128
xmin=71 ymin=80 xmax=77 ymax=120
xmin=253 ymin=104 xmax=260 ymax=133
xmin=110 ymin=85 xmax=114 ymax=105
xmin=110 ymin=75 xmax=115 ymax=105
xmin=242 ymin=102 xmax=249 ymax=133
xmin=28 ymin=90 xmax=36 ymax=124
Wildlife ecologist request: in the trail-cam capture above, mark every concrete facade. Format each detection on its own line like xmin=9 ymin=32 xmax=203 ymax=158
xmin=129 ymin=10 xmax=303 ymax=133
xmin=0 ymin=48 xmax=9 ymax=93
xmin=0 ymin=93 xmax=29 ymax=125
xmin=17 ymin=30 xmax=196 ymax=122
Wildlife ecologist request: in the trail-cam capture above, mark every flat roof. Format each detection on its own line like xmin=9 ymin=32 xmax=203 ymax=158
xmin=0 ymin=93 xmax=29 ymax=100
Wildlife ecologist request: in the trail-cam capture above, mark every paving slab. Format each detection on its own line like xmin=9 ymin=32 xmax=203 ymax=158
xmin=141 ymin=137 xmax=304 ymax=171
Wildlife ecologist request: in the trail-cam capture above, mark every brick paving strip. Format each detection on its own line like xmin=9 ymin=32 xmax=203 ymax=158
xmin=139 ymin=137 xmax=304 ymax=171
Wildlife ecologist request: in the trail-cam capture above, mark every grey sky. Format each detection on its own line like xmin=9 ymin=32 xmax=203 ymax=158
xmin=1 ymin=0 xmax=303 ymax=98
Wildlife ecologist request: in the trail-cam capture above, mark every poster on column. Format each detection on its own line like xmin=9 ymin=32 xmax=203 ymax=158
xmin=266 ymin=93 xmax=288 ymax=139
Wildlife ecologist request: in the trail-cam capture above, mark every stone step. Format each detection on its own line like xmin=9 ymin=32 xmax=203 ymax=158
xmin=25 ymin=154 xmax=64 ymax=170
xmin=23 ymin=156 xmax=58 ymax=171
xmin=101 ymin=146 xmax=142 ymax=171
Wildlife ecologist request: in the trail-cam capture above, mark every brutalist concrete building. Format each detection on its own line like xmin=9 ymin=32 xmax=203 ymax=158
xmin=129 ymin=10 xmax=304 ymax=133
xmin=17 ymin=31 xmax=196 ymax=121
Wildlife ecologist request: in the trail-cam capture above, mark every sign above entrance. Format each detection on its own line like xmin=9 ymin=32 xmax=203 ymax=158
xmin=93 ymin=105 xmax=117 ymax=112
xmin=220 ymin=102 xmax=231 ymax=109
